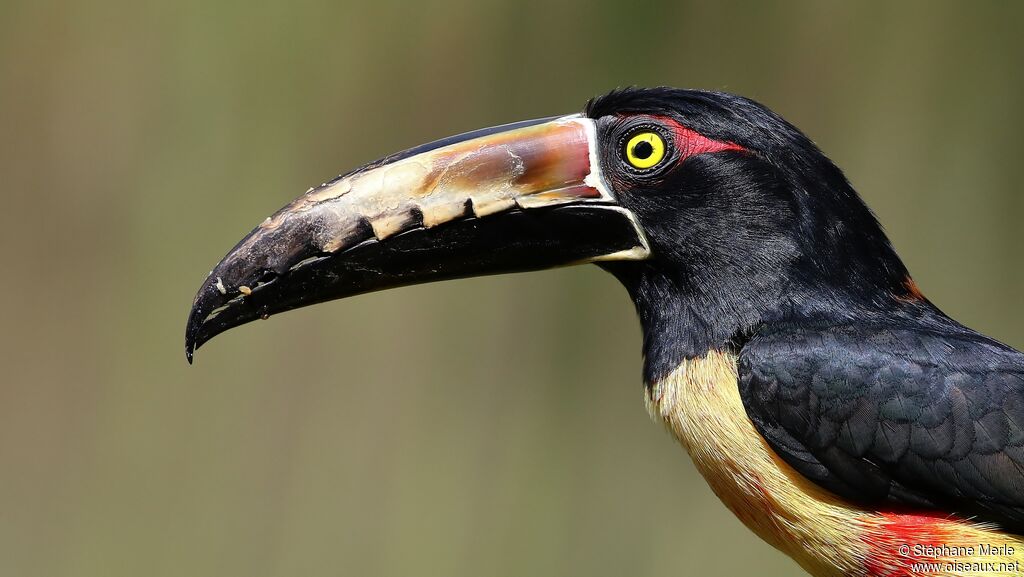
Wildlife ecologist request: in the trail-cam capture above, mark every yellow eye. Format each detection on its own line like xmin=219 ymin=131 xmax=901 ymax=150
xmin=625 ymin=131 xmax=666 ymax=169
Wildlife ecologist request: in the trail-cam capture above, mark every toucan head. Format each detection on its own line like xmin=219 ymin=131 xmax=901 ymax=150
xmin=186 ymin=87 xmax=915 ymax=376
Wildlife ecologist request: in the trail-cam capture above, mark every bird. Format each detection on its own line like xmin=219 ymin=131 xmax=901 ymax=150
xmin=186 ymin=87 xmax=1024 ymax=577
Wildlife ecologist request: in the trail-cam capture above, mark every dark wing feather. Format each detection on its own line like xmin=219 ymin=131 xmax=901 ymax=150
xmin=739 ymin=322 xmax=1024 ymax=532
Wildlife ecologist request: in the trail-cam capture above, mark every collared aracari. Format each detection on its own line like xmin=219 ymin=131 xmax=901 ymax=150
xmin=186 ymin=87 xmax=1024 ymax=577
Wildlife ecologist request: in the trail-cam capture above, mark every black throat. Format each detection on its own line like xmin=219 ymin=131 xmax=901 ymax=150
xmin=589 ymin=88 xmax=925 ymax=384
xmin=602 ymin=256 xmax=787 ymax=384
xmin=600 ymin=161 xmax=919 ymax=385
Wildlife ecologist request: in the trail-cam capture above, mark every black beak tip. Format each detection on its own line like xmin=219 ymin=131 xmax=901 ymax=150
xmin=185 ymin=329 xmax=197 ymax=364
xmin=184 ymin=271 xmax=271 ymax=365
xmin=185 ymin=307 xmax=202 ymax=365
xmin=184 ymin=280 xmax=223 ymax=365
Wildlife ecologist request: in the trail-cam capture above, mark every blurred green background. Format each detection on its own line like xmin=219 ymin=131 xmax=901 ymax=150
xmin=2 ymin=1 xmax=1022 ymax=576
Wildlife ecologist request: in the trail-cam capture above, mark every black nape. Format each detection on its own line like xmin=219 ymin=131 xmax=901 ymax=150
xmin=590 ymin=88 xmax=923 ymax=383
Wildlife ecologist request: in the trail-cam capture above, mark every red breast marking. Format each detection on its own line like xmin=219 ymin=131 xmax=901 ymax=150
xmin=647 ymin=115 xmax=747 ymax=163
xmin=863 ymin=512 xmax=956 ymax=576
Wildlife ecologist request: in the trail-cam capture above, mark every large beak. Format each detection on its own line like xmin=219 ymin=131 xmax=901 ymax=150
xmin=185 ymin=115 xmax=650 ymax=362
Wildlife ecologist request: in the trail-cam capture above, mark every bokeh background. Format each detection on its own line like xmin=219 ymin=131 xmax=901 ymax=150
xmin=2 ymin=1 xmax=1022 ymax=576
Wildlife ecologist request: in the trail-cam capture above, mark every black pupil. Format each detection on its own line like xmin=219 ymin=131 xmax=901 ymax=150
xmin=632 ymin=139 xmax=654 ymax=160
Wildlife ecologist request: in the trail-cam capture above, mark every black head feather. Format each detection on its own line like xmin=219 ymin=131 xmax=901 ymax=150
xmin=585 ymin=87 xmax=928 ymax=382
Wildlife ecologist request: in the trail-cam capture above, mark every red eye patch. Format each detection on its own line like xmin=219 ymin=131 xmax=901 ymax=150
xmin=645 ymin=115 xmax=747 ymax=163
